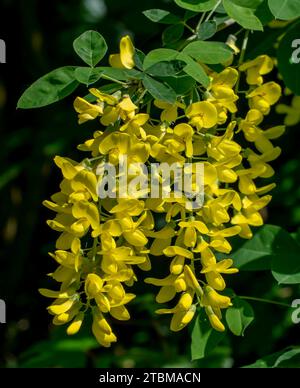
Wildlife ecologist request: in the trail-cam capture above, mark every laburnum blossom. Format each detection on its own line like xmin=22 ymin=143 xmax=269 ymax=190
xmin=186 ymin=101 xmax=218 ymax=131
xmin=276 ymin=96 xmax=300 ymax=126
xmin=247 ymin=82 xmax=282 ymax=115
xmin=239 ymin=55 xmax=274 ymax=85
xmin=41 ymin=46 xmax=285 ymax=346
xmin=109 ymin=35 xmax=135 ymax=69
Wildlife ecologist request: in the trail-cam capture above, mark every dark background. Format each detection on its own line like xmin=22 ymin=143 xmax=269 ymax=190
xmin=0 ymin=0 xmax=299 ymax=368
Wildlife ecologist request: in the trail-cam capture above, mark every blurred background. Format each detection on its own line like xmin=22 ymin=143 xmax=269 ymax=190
xmin=0 ymin=0 xmax=299 ymax=368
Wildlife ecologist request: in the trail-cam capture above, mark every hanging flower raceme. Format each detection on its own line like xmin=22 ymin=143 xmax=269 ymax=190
xmin=40 ymin=38 xmax=285 ymax=346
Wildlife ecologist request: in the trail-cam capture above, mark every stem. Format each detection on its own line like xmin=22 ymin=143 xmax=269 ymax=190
xmin=217 ymin=18 xmax=235 ymax=32
xmin=235 ymin=28 xmax=245 ymax=37
xmin=238 ymin=29 xmax=250 ymax=67
xmin=136 ymin=89 xmax=147 ymax=104
xmin=101 ymin=74 xmax=127 ymax=86
xmin=196 ymin=12 xmax=207 ymax=33
xmin=91 ymin=237 xmax=98 ymax=262
xmin=205 ymin=0 xmax=222 ymax=22
xmin=183 ymin=22 xmax=195 ymax=34
xmin=239 ymin=296 xmax=291 ymax=308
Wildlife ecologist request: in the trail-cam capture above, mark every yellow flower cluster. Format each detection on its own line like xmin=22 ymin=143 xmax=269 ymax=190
xmin=40 ymin=38 xmax=285 ymax=345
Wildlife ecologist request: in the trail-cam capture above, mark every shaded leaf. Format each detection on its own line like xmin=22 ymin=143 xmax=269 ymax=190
xmin=223 ymin=0 xmax=264 ymax=30
xmin=73 ymin=30 xmax=107 ymax=67
xmin=180 ymin=54 xmax=210 ymax=87
xmin=226 ymin=297 xmax=255 ymax=336
xmin=243 ymin=347 xmax=300 ymax=368
xmin=183 ymin=41 xmax=233 ymax=64
xmin=17 ymin=67 xmax=79 ymax=109
xmin=230 ymin=0 xmax=264 ymax=8
xmin=99 ymin=67 xmax=143 ymax=81
xmin=142 ymin=75 xmax=177 ymax=104
xmin=134 ymin=49 xmax=145 ymax=71
xmin=143 ymin=49 xmax=179 ymax=70
xmin=146 ymin=60 xmax=185 ymax=77
xmin=74 ymin=67 xmax=103 ymax=85
xmin=197 ymin=21 xmax=217 ymax=40
xmin=143 ymin=9 xmax=180 ymax=24
xmin=175 ymin=0 xmax=219 ymax=12
xmin=162 ymin=24 xmax=185 ymax=46
xmin=191 ymin=312 xmax=225 ymax=360
xmin=268 ymin=0 xmax=300 ymax=20
xmin=159 ymin=74 xmax=196 ymax=95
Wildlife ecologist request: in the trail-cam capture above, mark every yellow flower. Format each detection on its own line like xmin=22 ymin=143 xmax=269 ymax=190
xmin=154 ymin=100 xmax=185 ymax=122
xmin=173 ymin=123 xmax=194 ymax=158
xmin=202 ymin=286 xmax=232 ymax=309
xmin=231 ymin=195 xmax=272 ymax=238
xmin=205 ymin=307 xmax=225 ymax=332
xmin=101 ymin=96 xmax=137 ymax=126
xmin=99 ymin=132 xmax=150 ymax=165
xmin=120 ymin=113 xmax=149 ymax=138
xmin=178 ymin=220 xmax=209 ymax=248
xmin=209 ymin=67 xmax=239 ymax=113
xmin=156 ymin=291 xmax=196 ymax=332
xmin=248 ymin=82 xmax=282 ymax=115
xmin=41 ymin=53 xmax=287 ymax=342
xmin=85 ymin=274 xmax=104 ymax=299
xmin=157 ymin=295 xmax=196 ymax=332
xmin=67 ymin=312 xmax=84 ymax=335
xmin=276 ymin=96 xmax=300 ymax=126
xmin=92 ymin=309 xmax=117 ymax=347
xmin=186 ymin=101 xmax=218 ymax=131
xmin=73 ymin=97 xmax=104 ymax=124
xmin=201 ymin=253 xmax=238 ymax=291
xmin=239 ymin=55 xmax=274 ymax=85
xmin=109 ymin=35 xmax=135 ymax=69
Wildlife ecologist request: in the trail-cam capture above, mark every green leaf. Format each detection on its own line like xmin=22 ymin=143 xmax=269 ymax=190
xmin=142 ymin=75 xmax=177 ymax=104
xmin=146 ymin=60 xmax=185 ymax=77
xmin=180 ymin=54 xmax=210 ymax=87
xmin=277 ymin=23 xmax=300 ymax=95
xmin=159 ymin=74 xmax=196 ymax=95
xmin=183 ymin=41 xmax=233 ymax=64
xmin=162 ymin=24 xmax=185 ymax=46
xmin=230 ymin=225 xmax=276 ymax=271
xmin=143 ymin=49 xmax=179 ymax=70
xmin=268 ymin=0 xmax=300 ymax=20
xmin=271 ymin=230 xmax=300 ymax=285
xmin=99 ymin=67 xmax=143 ymax=81
xmin=243 ymin=348 xmax=300 ymax=368
xmin=255 ymin=0 xmax=275 ymax=25
xmin=143 ymin=9 xmax=180 ymax=24
xmin=223 ymin=0 xmax=264 ymax=30
xmin=225 ymin=297 xmax=255 ymax=336
xmin=134 ymin=49 xmax=145 ymax=71
xmin=191 ymin=312 xmax=225 ymax=360
xmin=174 ymin=0 xmax=219 ymax=12
xmin=197 ymin=21 xmax=217 ymax=40
xmin=74 ymin=67 xmax=103 ymax=85
xmin=17 ymin=67 xmax=79 ymax=109
xmin=230 ymin=224 xmax=300 ymax=283
xmin=230 ymin=0 xmax=264 ymax=8
xmin=73 ymin=30 xmax=107 ymax=67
